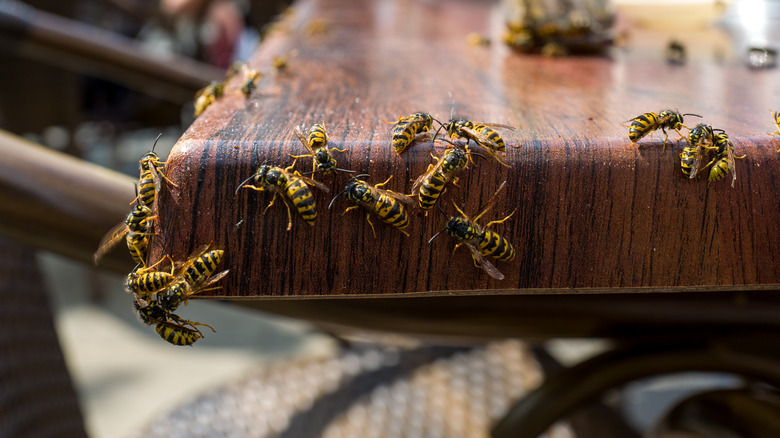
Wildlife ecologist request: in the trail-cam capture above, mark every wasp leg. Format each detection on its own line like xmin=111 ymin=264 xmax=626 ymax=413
xmin=452 ymin=242 xmax=464 ymax=256
xmin=276 ymin=195 xmax=294 ymax=231
xmin=137 ymin=254 xmax=174 ymax=274
xmin=289 ymin=153 xmax=314 ymax=159
xmin=240 ymin=185 xmax=266 ymax=192
xmin=484 ymin=209 xmax=518 ymax=229
xmin=365 ymin=214 xmax=377 ymax=238
xmin=285 ymin=157 xmax=300 ymax=172
xmin=341 ymin=205 xmax=359 ymax=216
xmin=263 ymin=193 xmax=279 ymax=215
xmin=452 ymin=202 xmax=469 ymax=220
xmin=331 ymin=146 xmax=347 ymax=153
xmin=156 ymin=168 xmax=179 ymax=188
xmin=375 ymin=175 xmax=394 ymax=188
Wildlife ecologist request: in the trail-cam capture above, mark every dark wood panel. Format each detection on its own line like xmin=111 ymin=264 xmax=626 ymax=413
xmin=148 ymin=0 xmax=780 ymax=298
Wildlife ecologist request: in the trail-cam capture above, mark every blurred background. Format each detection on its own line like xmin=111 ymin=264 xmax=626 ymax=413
xmin=0 ymin=0 xmax=777 ymax=437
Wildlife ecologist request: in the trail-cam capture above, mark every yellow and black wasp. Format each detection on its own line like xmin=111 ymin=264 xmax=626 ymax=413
xmin=124 ymin=255 xmax=175 ymax=297
xmin=291 ymin=124 xmax=353 ymax=176
xmin=434 ymin=118 xmax=516 ymax=166
xmin=329 ymin=174 xmax=414 ymax=237
xmin=236 ymin=162 xmax=329 ymax=230
xmin=680 ymin=123 xmax=714 ymax=178
xmin=134 ymin=296 xmax=215 ymax=346
xmin=626 ymin=109 xmax=701 ymax=153
xmin=194 ymin=81 xmax=225 ymax=117
xmin=383 ymin=112 xmax=437 ymax=154
xmin=158 ymin=246 xmax=228 ymax=312
xmin=240 ymin=65 xmax=262 ymax=97
xmin=428 ymin=182 xmax=516 ymax=280
xmin=93 ymin=197 xmax=155 ymax=266
xmin=768 ymin=110 xmax=780 ymax=153
xmin=411 ymin=147 xmax=481 ymax=212
xmin=136 ymin=134 xmax=177 ymax=208
xmin=698 ymin=130 xmax=746 ymax=187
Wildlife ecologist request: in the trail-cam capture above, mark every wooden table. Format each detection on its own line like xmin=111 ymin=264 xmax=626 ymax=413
xmin=148 ymin=0 xmax=780 ymax=340
xmin=137 ymin=0 xmax=780 ymax=435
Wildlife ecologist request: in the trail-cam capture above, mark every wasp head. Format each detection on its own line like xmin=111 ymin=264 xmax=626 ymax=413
xmin=345 ymin=180 xmax=373 ymax=203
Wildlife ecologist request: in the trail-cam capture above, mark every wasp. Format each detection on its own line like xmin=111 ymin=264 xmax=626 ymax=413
xmin=329 ymin=175 xmax=414 ymax=237
xmin=236 ymin=162 xmax=329 ymax=230
xmin=134 ymin=297 xmax=214 ymax=346
xmin=680 ymin=123 xmax=714 ymax=178
xmin=240 ymin=65 xmax=262 ymax=96
xmin=428 ymin=182 xmax=516 ymax=280
xmin=291 ymin=124 xmax=353 ymax=175
xmin=93 ymin=199 xmax=155 ymax=266
xmin=768 ymin=110 xmax=780 ymax=153
xmin=434 ymin=118 xmax=515 ymax=166
xmin=136 ymin=134 xmax=177 ymax=208
xmin=411 ymin=147 xmax=480 ymax=212
xmin=383 ymin=112 xmax=436 ymax=154
xmin=698 ymin=131 xmax=746 ymax=187
xmin=626 ymin=110 xmax=701 ymax=153
xmin=124 ymin=255 xmax=175 ymax=296
xmin=194 ymin=81 xmax=225 ymax=117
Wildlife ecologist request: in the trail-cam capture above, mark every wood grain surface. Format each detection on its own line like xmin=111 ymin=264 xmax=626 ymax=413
xmin=148 ymin=0 xmax=780 ymax=300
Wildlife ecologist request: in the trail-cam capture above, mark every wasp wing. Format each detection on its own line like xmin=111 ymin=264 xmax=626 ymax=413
xmin=93 ymin=222 xmax=130 ymax=265
xmin=294 ymin=125 xmax=315 ymax=153
xmin=296 ymin=173 xmax=330 ymax=193
xmin=375 ymin=185 xmax=415 ymax=205
xmin=481 ymin=122 xmax=517 ymax=131
xmin=172 ymin=244 xmax=213 ymax=277
xmin=464 ymin=242 xmax=504 ymax=280
xmin=183 ymin=269 xmax=230 ymax=300
xmin=726 ymin=138 xmax=736 ymax=188
xmin=688 ymin=143 xmax=704 ymax=180
xmin=410 ymin=160 xmax=438 ymax=197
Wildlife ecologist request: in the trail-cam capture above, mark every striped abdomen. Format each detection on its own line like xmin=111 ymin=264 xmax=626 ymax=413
xmin=284 ymin=177 xmax=317 ymax=225
xmin=308 ymin=124 xmax=328 ymax=149
xmin=182 ymin=250 xmax=223 ymax=287
xmin=126 ymin=271 xmax=175 ymax=296
xmin=156 ymin=324 xmax=200 ymax=346
xmin=473 ymin=124 xmax=506 ymax=151
xmin=708 ymin=158 xmax=730 ymax=182
xmin=126 ymin=234 xmax=148 ymax=265
xmin=418 ymin=171 xmax=448 ymax=210
xmin=374 ymin=193 xmax=410 ymax=229
xmin=628 ymin=112 xmax=659 ymax=143
xmin=680 ymin=146 xmax=697 ymax=177
xmin=479 ymin=230 xmax=515 ymax=262
xmin=138 ymin=167 xmax=156 ymax=208
xmin=392 ymin=114 xmax=432 ymax=154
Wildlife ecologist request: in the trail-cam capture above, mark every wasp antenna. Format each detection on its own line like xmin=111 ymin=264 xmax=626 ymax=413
xmin=427 ymin=229 xmax=446 ymax=247
xmin=234 ymin=173 xmax=257 ymax=195
xmin=682 ymin=113 xmax=703 ymax=118
xmin=467 ymin=151 xmax=487 ymax=162
xmin=336 ymin=167 xmax=356 ymax=173
xmin=432 ymin=123 xmax=446 ymax=143
xmin=328 ymin=188 xmax=348 ymax=210
xmin=151 ymin=133 xmax=163 ymax=152
xmin=435 ymin=202 xmax=449 ymax=220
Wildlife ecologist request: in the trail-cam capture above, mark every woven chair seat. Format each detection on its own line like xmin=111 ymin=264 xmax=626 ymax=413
xmin=136 ymin=339 xmax=574 ymax=438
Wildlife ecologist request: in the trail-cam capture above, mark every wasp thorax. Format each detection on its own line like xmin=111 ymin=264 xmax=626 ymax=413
xmin=446 ymin=217 xmax=475 ymax=239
